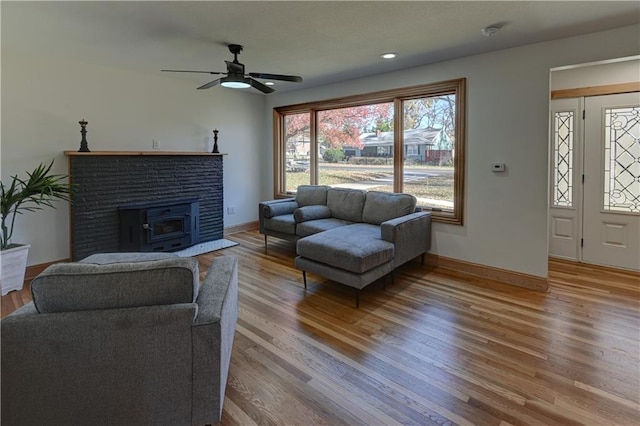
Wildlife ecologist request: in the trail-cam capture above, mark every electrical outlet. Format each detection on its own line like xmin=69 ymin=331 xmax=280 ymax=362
xmin=227 ymin=206 xmax=236 ymax=215
xmin=152 ymin=139 xmax=160 ymax=150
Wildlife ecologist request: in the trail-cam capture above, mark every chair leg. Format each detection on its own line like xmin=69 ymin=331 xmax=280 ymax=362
xmin=302 ymin=271 xmax=307 ymax=289
xmin=355 ymin=289 xmax=360 ymax=308
xmin=421 ymin=253 xmax=425 ymax=266
xmin=264 ymin=234 xmax=268 ymax=250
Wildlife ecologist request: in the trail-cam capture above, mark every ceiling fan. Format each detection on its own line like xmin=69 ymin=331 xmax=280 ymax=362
xmin=161 ymin=44 xmax=303 ymax=94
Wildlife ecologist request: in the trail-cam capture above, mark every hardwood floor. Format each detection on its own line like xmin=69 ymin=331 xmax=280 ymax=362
xmin=2 ymin=230 xmax=639 ymax=425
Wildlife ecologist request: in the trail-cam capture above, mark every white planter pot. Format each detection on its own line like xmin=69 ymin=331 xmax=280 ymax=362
xmin=1 ymin=244 xmax=31 ymax=296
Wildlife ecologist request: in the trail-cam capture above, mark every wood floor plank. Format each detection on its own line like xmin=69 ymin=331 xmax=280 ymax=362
xmin=222 ymin=396 xmax=259 ymax=426
xmin=2 ymin=230 xmax=639 ymax=425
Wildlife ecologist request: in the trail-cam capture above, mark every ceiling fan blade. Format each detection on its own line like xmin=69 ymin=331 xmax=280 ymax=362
xmin=161 ymin=70 xmax=225 ymax=75
xmin=250 ymin=78 xmax=275 ymax=94
xmin=197 ymin=78 xmax=222 ymax=90
xmin=249 ymin=73 xmax=303 ymax=83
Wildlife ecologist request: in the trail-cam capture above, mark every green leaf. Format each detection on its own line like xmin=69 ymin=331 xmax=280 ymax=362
xmin=1 ymin=160 xmax=74 ymax=249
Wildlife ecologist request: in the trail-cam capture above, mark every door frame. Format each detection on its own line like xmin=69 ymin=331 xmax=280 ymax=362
xmin=548 ymin=60 xmax=640 ymax=267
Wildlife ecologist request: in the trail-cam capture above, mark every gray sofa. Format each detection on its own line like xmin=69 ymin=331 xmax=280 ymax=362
xmin=1 ymin=252 xmax=238 ymax=426
xmin=259 ymin=186 xmax=431 ymax=306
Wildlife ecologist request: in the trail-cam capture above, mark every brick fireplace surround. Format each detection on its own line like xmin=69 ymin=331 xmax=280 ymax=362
xmin=65 ymin=151 xmax=224 ymax=261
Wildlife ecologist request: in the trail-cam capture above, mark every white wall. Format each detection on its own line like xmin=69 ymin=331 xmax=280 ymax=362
xmin=551 ymin=57 xmax=640 ymax=90
xmin=264 ymin=24 xmax=640 ymax=279
xmin=3 ymin=23 xmax=638 ymax=275
xmin=1 ymin=48 xmax=266 ymax=266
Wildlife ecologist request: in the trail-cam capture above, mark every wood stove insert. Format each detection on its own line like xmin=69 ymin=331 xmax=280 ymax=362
xmin=119 ymin=198 xmax=199 ymax=252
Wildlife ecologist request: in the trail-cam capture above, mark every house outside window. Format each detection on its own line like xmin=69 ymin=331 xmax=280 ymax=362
xmin=274 ymin=78 xmax=466 ymax=224
xmin=406 ymin=144 xmax=419 ymax=157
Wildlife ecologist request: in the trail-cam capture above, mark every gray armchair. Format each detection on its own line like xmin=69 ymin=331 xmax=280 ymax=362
xmin=1 ymin=252 xmax=238 ymax=426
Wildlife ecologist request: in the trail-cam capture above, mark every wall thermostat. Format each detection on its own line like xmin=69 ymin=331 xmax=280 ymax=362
xmin=492 ymin=162 xmax=505 ymax=172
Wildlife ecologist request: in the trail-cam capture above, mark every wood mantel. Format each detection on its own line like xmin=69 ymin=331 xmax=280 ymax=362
xmin=64 ymin=151 xmax=227 ymax=156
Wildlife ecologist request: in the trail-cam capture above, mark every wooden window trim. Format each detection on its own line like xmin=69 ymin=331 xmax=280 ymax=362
xmin=550 ymin=82 xmax=640 ymax=99
xmin=274 ymin=78 xmax=466 ymax=225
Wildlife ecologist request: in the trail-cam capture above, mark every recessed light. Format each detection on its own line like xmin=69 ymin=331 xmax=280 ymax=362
xmin=381 ymin=52 xmax=397 ymax=59
xmin=264 ymin=81 xmax=275 ymax=86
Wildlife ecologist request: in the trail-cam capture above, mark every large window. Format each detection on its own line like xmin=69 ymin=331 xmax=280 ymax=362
xmin=283 ymin=113 xmax=311 ymax=193
xmin=274 ymin=78 xmax=466 ymax=224
xmin=317 ymin=103 xmax=394 ymax=189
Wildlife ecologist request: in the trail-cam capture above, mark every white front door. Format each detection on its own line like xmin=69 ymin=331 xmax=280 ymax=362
xmin=582 ymin=93 xmax=640 ymax=270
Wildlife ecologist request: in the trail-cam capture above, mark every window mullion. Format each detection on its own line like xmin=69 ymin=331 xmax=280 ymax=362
xmin=393 ymin=98 xmax=404 ymax=192
xmin=273 ymin=111 xmax=284 ymax=197
xmin=310 ymin=111 xmax=318 ymax=185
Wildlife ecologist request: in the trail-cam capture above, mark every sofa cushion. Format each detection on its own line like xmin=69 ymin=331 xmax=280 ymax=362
xmin=295 ymin=185 xmax=329 ymax=207
xmin=31 ymin=257 xmax=200 ymax=313
xmin=326 ymin=188 xmax=366 ymax=222
xmin=263 ymin=201 xmax=298 ymax=218
xmin=362 ymin=191 xmax=417 ymax=225
xmin=263 ymin=214 xmax=296 ymax=234
xmin=297 ymin=224 xmax=394 ymax=273
xmin=296 ymin=218 xmax=352 ymax=238
xmin=294 ymin=205 xmax=332 ymax=223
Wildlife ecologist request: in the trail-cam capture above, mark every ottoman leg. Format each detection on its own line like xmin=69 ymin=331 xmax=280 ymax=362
xmin=302 ymin=271 xmax=307 ymax=289
xmin=355 ymin=289 xmax=360 ymax=308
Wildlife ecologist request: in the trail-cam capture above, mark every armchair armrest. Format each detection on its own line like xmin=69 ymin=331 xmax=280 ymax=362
xmin=380 ymin=211 xmax=431 ymax=267
xmin=191 ymin=256 xmax=238 ymax=425
xmin=193 ymin=256 xmax=238 ymax=324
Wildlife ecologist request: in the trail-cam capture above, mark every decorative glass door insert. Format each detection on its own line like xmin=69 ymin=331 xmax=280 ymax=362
xmin=603 ymin=107 xmax=639 ymax=213
xmin=552 ymin=111 xmax=574 ymax=207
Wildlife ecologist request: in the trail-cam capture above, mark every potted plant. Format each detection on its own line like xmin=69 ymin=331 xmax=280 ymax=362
xmin=1 ymin=160 xmax=73 ymax=295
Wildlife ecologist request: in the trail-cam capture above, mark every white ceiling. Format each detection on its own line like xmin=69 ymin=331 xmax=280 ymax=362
xmin=3 ymin=1 xmax=639 ymax=93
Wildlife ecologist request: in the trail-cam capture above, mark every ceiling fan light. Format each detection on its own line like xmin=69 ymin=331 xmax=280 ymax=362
xmin=221 ymin=81 xmax=251 ymax=89
xmin=220 ymin=75 xmax=251 ymax=89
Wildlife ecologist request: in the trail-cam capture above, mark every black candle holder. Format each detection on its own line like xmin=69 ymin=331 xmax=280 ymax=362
xmin=78 ymin=119 xmax=90 ymax=152
xmin=212 ymin=129 xmax=219 ymax=153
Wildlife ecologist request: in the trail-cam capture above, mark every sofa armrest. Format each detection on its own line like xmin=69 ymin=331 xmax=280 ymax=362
xmin=191 ymin=256 xmax=238 ymax=425
xmin=259 ymin=198 xmax=296 ymax=233
xmin=380 ymin=211 xmax=431 ymax=267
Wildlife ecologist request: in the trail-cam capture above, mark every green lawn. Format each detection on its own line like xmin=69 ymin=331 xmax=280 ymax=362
xmin=373 ymin=176 xmax=454 ymax=201
xmin=285 ymin=167 xmax=454 ymax=202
